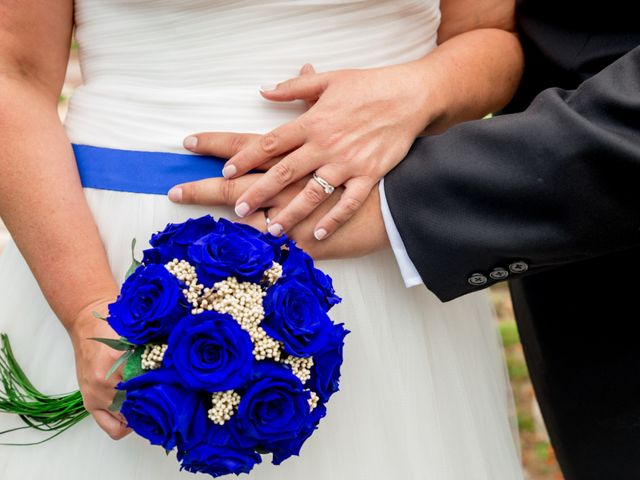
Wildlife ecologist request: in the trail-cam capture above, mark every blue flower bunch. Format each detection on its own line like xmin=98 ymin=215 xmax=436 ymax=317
xmin=104 ymin=216 xmax=346 ymax=478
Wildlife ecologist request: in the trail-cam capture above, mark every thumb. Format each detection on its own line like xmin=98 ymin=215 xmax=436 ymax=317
xmin=93 ymin=409 xmax=131 ymax=440
xmin=298 ymin=64 xmax=318 ymax=107
xmin=259 ymin=71 xmax=327 ymax=102
xmin=299 ymin=63 xmax=317 ymax=75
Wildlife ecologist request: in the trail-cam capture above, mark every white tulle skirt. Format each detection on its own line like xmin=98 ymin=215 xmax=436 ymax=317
xmin=0 ymin=188 xmax=522 ymax=479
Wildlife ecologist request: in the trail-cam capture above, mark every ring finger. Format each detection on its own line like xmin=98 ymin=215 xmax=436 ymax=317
xmin=234 ymin=144 xmax=320 ymax=218
xmin=266 ymin=166 xmax=345 ymax=236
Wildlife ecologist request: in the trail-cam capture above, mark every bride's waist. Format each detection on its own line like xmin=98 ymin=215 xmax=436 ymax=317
xmin=64 ymin=84 xmax=306 ymax=152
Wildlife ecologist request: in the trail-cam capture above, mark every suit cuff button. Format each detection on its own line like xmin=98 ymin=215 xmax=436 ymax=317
xmin=468 ymin=273 xmax=488 ymax=286
xmin=489 ymin=268 xmax=509 ymax=280
xmin=509 ymin=261 xmax=529 ymax=274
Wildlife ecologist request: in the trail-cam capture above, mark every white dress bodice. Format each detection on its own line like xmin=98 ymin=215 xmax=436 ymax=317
xmin=66 ymin=0 xmax=440 ymax=151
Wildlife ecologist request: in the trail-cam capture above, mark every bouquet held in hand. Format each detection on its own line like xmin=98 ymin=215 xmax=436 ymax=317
xmin=0 ymin=215 xmax=347 ymax=478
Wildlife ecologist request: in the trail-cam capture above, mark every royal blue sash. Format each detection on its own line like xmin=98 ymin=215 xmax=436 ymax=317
xmin=73 ymin=144 xmax=226 ymax=195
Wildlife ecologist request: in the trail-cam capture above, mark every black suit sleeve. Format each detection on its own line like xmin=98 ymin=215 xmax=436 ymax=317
xmin=384 ymin=45 xmax=640 ymax=302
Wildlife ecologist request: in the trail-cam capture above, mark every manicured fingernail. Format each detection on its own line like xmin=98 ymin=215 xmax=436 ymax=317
xmin=168 ymin=187 xmax=182 ymax=202
xmin=235 ymin=202 xmax=250 ymax=218
xmin=183 ymin=136 xmax=198 ymax=150
xmin=222 ymin=164 xmax=237 ymax=178
xmin=268 ymin=223 xmax=284 ymax=236
xmin=260 ymin=84 xmax=278 ymax=92
xmin=314 ymin=228 xmax=327 ymax=241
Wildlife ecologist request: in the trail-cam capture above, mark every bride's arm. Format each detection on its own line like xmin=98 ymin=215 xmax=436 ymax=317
xmin=0 ymin=1 xmax=128 ymax=439
xmin=174 ymin=0 xmax=523 ymax=239
xmin=421 ymin=0 xmax=522 ymax=133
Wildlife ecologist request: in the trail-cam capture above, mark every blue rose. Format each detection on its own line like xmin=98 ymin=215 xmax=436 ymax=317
xmin=282 ymin=244 xmax=341 ymax=310
xmin=188 ymin=218 xmax=275 ymax=284
xmin=165 ymin=311 xmax=254 ymax=392
xmin=263 ymin=277 xmax=334 ymax=357
xmin=178 ymin=423 xmax=262 ymax=478
xmin=233 ymin=362 xmax=311 ymax=448
xmin=108 ymin=264 xmax=188 ymax=344
xmin=270 ymin=402 xmax=327 ymax=465
xmin=142 ymin=216 xmax=218 ymax=264
xmin=120 ymin=383 xmax=206 ymax=451
xmin=309 ymin=323 xmax=349 ymax=402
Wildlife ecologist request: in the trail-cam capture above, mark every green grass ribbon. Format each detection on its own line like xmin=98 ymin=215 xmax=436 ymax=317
xmin=0 ymin=333 xmax=89 ymax=445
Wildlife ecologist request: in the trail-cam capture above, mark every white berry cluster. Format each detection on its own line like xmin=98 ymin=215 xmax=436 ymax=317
xmin=284 ymin=355 xmax=314 ymax=384
xmin=165 ymin=259 xmax=205 ymax=314
xmin=141 ymin=343 xmax=168 ymax=370
xmin=262 ymin=261 xmax=283 ymax=286
xmin=208 ymin=390 xmax=241 ymax=425
xmin=307 ymin=391 xmax=319 ymax=411
xmin=161 ymin=258 xmax=323 ymax=425
xmin=207 ymin=277 xmax=284 ymax=362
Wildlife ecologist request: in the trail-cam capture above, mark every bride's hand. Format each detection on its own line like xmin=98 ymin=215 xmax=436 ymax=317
xmin=68 ymin=301 xmax=131 ymax=440
xmin=181 ymin=61 xmax=440 ymax=240
xmin=169 ymin=172 xmax=389 ymax=260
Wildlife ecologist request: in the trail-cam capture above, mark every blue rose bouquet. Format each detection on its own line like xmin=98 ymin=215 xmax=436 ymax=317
xmin=0 ymin=215 xmax=346 ymax=477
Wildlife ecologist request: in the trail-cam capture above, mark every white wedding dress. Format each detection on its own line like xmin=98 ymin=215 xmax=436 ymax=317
xmin=0 ymin=1 xmax=523 ymax=478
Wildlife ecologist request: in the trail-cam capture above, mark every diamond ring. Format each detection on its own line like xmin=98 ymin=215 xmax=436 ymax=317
xmin=312 ymin=172 xmax=336 ymax=195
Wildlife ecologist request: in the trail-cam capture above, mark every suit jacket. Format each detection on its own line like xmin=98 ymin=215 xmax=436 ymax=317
xmin=384 ymin=0 xmax=640 ymax=302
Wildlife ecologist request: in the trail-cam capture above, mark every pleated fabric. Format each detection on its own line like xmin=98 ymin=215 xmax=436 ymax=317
xmin=0 ymin=1 xmax=522 ymax=478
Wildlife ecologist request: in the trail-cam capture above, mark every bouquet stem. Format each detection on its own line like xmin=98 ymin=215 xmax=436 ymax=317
xmin=0 ymin=333 xmax=89 ymax=445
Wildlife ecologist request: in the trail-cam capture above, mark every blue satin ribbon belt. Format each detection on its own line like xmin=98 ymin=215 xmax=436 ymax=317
xmin=73 ymin=144 xmax=226 ymax=195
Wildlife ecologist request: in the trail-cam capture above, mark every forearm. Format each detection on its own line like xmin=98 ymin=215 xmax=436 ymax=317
xmin=0 ymin=80 xmax=118 ymax=330
xmin=411 ymin=28 xmax=523 ymax=133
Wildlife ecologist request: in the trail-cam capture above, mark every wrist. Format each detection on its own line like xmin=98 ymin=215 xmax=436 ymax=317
xmin=397 ymin=58 xmax=449 ymax=134
xmin=67 ymin=292 xmax=118 ymax=344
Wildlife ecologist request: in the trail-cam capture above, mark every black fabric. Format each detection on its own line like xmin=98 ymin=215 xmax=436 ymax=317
xmin=386 ymin=44 xmax=640 ymax=302
xmin=510 ymin=251 xmax=640 ymax=480
xmin=384 ymin=1 xmax=640 ymax=477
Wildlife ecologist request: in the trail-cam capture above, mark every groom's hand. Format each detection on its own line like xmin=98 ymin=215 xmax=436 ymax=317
xmin=170 ymin=173 xmax=389 ymax=259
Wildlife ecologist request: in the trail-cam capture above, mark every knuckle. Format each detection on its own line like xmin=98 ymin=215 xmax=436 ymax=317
xmin=220 ymin=179 xmax=236 ymax=205
xmin=272 ymin=162 xmax=294 ymax=185
xmin=303 ymin=186 xmax=325 ymax=205
xmin=325 ymin=212 xmax=342 ymax=227
xmin=91 ymin=369 xmax=105 ymax=384
xmin=342 ymin=196 xmax=362 ymax=215
xmin=299 ymin=115 xmax=325 ymax=135
xmin=260 ymin=132 xmax=279 ymax=155
xmin=315 ymin=132 xmax=340 ymax=150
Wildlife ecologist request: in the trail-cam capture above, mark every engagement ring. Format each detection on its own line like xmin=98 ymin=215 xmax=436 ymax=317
xmin=312 ymin=172 xmax=336 ymax=195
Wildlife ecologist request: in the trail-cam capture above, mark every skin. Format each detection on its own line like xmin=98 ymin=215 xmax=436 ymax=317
xmin=172 ymin=0 xmax=523 ymax=241
xmin=172 ymin=141 xmax=389 ymax=260
xmin=0 ymin=1 xmax=129 ymax=439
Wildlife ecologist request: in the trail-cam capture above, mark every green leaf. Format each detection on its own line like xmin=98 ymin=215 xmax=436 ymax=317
xmin=91 ymin=310 xmax=107 ymax=321
xmin=89 ymin=337 xmax=135 ymax=351
xmin=108 ymin=390 xmax=127 ymax=413
xmin=123 ymin=347 xmax=145 ymax=382
xmin=125 ymin=238 xmax=142 ymax=280
xmin=105 ymin=350 xmax=133 ymax=380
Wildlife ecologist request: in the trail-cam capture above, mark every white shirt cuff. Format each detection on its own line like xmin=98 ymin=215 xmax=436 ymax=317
xmin=378 ymin=179 xmax=424 ymax=288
